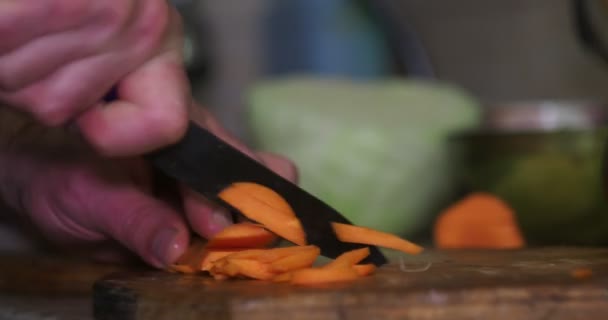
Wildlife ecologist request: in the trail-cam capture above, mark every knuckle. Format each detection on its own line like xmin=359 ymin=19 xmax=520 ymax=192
xmin=62 ymin=168 xmax=94 ymax=209
xmin=132 ymin=1 xmax=172 ymax=53
xmin=0 ymin=62 xmax=28 ymax=91
xmin=119 ymin=206 xmax=147 ymax=241
xmin=48 ymin=0 xmax=90 ymax=27
xmin=32 ymin=105 xmax=71 ymax=127
xmin=117 ymin=202 xmax=162 ymax=253
xmin=90 ymin=1 xmax=132 ymax=35
xmin=0 ymin=71 xmax=15 ymax=91
xmin=0 ymin=17 xmax=20 ymax=53
xmin=26 ymin=92 xmax=75 ymax=127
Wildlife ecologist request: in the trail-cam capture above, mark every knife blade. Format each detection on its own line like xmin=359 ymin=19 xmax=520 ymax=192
xmin=146 ymin=122 xmax=388 ymax=266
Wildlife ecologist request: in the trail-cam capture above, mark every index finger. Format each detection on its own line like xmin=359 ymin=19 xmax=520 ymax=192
xmin=75 ymin=50 xmax=190 ymax=157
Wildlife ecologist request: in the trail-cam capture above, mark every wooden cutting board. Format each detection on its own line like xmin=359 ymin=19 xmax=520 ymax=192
xmin=0 ymin=253 xmax=133 ymax=296
xmin=92 ymin=247 xmax=608 ymax=320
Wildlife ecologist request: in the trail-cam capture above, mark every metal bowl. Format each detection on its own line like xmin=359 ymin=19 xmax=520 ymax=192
xmin=449 ymin=101 xmax=608 ymax=246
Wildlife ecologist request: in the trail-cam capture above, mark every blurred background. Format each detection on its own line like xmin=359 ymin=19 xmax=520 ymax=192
xmin=176 ymin=0 xmax=608 ymax=135
xmin=4 ymin=0 xmax=608 ymax=252
xmin=169 ymin=0 xmax=608 ymax=246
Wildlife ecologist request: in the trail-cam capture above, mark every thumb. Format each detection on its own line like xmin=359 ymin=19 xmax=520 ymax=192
xmin=26 ymin=167 xmax=191 ymax=268
xmin=87 ymin=188 xmax=190 ymax=268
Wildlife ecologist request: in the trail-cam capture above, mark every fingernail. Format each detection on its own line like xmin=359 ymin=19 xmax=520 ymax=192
xmin=207 ymin=209 xmax=232 ymax=236
xmin=151 ymin=228 xmax=182 ymax=267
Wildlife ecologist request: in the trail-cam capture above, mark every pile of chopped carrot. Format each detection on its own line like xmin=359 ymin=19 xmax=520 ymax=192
xmin=168 ymin=182 xmax=423 ymax=285
xmin=433 ymin=192 xmax=525 ymax=249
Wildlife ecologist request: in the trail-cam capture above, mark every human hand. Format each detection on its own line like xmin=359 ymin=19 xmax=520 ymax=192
xmin=0 ymin=105 xmax=298 ymax=268
xmin=0 ymin=0 xmax=190 ymax=156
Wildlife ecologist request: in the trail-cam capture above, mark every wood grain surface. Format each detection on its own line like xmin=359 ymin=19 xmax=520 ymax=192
xmin=0 ymin=253 xmax=133 ymax=296
xmin=93 ymin=247 xmax=608 ymax=320
xmin=0 ymin=253 xmax=137 ymax=320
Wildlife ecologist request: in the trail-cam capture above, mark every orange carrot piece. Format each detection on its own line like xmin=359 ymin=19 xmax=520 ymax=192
xmin=200 ymin=250 xmax=243 ymax=271
xmin=230 ymin=182 xmax=295 ymax=217
xmin=206 ymin=222 xmax=276 ymax=249
xmin=255 ymin=245 xmax=318 ymax=262
xmin=211 ymin=258 xmax=277 ymax=281
xmin=219 ymin=245 xmax=317 ymax=263
xmin=167 ymin=264 xmax=199 ymax=274
xmin=170 ymin=182 xmax=426 ymax=284
xmin=272 ymin=272 xmax=293 ymax=283
xmin=433 ymin=193 xmax=525 ymax=249
xmin=324 ymin=247 xmax=370 ymax=269
xmin=219 ymin=184 xmax=307 ymax=246
xmin=353 ymin=264 xmax=376 ymax=276
xmin=331 ymin=222 xmax=423 ymax=255
xmin=289 ymin=267 xmax=360 ymax=286
xmin=270 ymin=246 xmax=320 ymax=272
xmin=212 ymin=273 xmax=229 ymax=281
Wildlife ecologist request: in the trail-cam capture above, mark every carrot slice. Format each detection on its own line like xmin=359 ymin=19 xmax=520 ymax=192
xmin=229 ymin=182 xmax=295 ymax=217
xmin=324 ymin=247 xmax=370 ymax=269
xmin=331 ymin=222 xmax=423 ymax=255
xmin=272 ymin=272 xmax=293 ymax=283
xmin=353 ymin=264 xmax=376 ymax=276
xmin=219 ymin=184 xmax=307 ymax=246
xmin=289 ymin=267 xmax=360 ymax=285
xmin=270 ymin=246 xmax=320 ymax=272
xmin=166 ymin=182 xmax=426 ymax=285
xmin=167 ymin=264 xmax=199 ymax=274
xmin=433 ymin=193 xmax=525 ymax=249
xmin=220 ymin=245 xmax=317 ymax=263
xmin=206 ymin=222 xmax=276 ymax=249
xmin=200 ymin=249 xmax=243 ymax=271
xmin=211 ymin=258 xmax=277 ymax=281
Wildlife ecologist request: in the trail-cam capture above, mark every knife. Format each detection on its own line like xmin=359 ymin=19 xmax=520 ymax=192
xmin=146 ymin=121 xmax=388 ymax=266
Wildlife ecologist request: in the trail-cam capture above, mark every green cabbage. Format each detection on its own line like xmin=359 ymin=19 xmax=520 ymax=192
xmin=247 ymin=77 xmax=480 ymax=237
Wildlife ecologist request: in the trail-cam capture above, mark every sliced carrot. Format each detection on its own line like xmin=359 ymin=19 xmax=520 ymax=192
xmin=289 ymin=267 xmax=360 ymax=285
xmin=270 ymin=246 xmax=320 ymax=272
xmin=212 ymin=273 xmax=229 ymax=281
xmin=200 ymin=249 xmax=243 ymax=271
xmin=206 ymin=222 xmax=276 ymax=249
xmin=214 ymin=248 xmax=267 ymax=261
xmin=219 ymin=245 xmax=317 ymax=263
xmin=219 ymin=184 xmax=307 ymax=246
xmin=166 ymin=181 xmax=427 ymax=286
xmin=167 ymin=264 xmax=199 ymax=274
xmin=433 ymin=193 xmax=525 ymax=249
xmin=254 ymin=245 xmax=318 ymax=262
xmin=331 ymin=222 xmax=423 ymax=255
xmin=324 ymin=247 xmax=370 ymax=269
xmin=272 ymin=272 xmax=293 ymax=283
xmin=229 ymin=182 xmax=295 ymax=217
xmin=211 ymin=258 xmax=277 ymax=281
xmin=353 ymin=264 xmax=376 ymax=276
